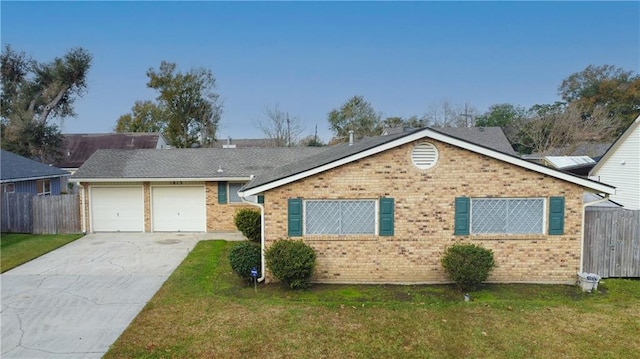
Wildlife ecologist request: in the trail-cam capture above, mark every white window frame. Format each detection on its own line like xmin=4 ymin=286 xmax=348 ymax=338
xmin=303 ymin=199 xmax=378 ymax=235
xmin=36 ymin=179 xmax=51 ymax=196
xmin=470 ymin=197 xmax=546 ymax=235
xmin=3 ymin=183 xmax=15 ymax=193
xmin=227 ymin=182 xmax=245 ymax=203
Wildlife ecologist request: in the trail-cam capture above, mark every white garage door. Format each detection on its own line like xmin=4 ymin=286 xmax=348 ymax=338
xmin=152 ymin=186 xmax=206 ymax=232
xmin=91 ymin=187 xmax=144 ymax=232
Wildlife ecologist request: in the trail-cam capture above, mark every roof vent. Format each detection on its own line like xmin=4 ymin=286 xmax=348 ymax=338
xmin=348 ymin=130 xmax=354 ymax=146
xmin=222 ymin=136 xmax=236 ymax=149
xmin=411 ymin=142 xmax=438 ymax=169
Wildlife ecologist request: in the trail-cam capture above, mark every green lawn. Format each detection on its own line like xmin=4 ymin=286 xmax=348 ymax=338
xmin=1 ymin=233 xmax=84 ymax=273
xmin=105 ymin=240 xmax=640 ymax=359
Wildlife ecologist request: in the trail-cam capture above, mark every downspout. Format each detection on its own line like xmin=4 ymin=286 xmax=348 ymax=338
xmin=78 ymin=183 xmax=87 ymax=234
xmin=240 ymin=195 xmax=266 ymax=283
xmin=580 ymin=193 xmax=611 ymax=273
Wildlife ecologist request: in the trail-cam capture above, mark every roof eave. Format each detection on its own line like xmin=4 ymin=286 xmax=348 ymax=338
xmin=70 ymin=176 xmax=252 ymax=183
xmin=1 ymin=173 xmax=70 ymax=183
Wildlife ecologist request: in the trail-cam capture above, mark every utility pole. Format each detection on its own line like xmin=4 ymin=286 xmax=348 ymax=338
xmin=462 ymin=103 xmax=473 ymax=127
xmin=286 ymin=112 xmax=291 ymax=147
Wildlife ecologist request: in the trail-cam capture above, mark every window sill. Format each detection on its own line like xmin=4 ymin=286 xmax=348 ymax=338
xmin=303 ymin=235 xmax=378 ymax=241
xmin=468 ymin=234 xmax=548 ymax=241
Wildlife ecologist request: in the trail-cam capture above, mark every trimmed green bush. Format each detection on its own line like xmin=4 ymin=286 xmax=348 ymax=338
xmin=228 ymin=241 xmax=261 ymax=280
xmin=441 ymin=243 xmax=496 ymax=291
xmin=265 ymin=239 xmax=316 ymax=289
xmin=234 ymin=208 xmax=261 ymax=242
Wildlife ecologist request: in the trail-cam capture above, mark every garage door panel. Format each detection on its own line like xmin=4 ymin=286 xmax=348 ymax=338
xmin=152 ymin=186 xmax=205 ymax=232
xmin=91 ymin=187 xmax=144 ymax=232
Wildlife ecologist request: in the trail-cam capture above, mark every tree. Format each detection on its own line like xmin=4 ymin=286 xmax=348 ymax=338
xmin=514 ymin=102 xmax=621 ymax=155
xmin=382 ymin=115 xmax=427 ymax=130
xmin=145 ymin=61 xmax=222 ymax=148
xmin=298 ymin=134 xmax=325 ymax=147
xmin=328 ymin=95 xmax=381 ymax=141
xmin=559 ymin=64 xmax=640 ymax=134
xmin=114 ymin=100 xmax=166 ymax=133
xmin=423 ymin=100 xmax=477 ymax=127
xmin=475 ymin=103 xmax=527 ymax=128
xmin=256 ymin=104 xmax=304 ymax=147
xmin=1 ymin=45 xmax=92 ymax=161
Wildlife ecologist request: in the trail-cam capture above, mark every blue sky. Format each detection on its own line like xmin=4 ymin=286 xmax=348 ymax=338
xmin=2 ymin=1 xmax=639 ymax=143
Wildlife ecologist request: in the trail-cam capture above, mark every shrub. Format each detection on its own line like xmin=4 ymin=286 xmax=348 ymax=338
xmin=265 ymin=239 xmax=316 ymax=289
xmin=234 ymin=208 xmax=261 ymax=242
xmin=441 ymin=243 xmax=496 ymax=291
xmin=228 ymin=241 xmax=261 ymax=280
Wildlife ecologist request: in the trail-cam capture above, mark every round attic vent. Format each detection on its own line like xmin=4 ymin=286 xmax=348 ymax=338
xmin=411 ymin=142 xmax=438 ymax=169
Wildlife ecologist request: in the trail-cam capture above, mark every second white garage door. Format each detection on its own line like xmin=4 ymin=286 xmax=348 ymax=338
xmin=152 ymin=186 xmax=206 ymax=232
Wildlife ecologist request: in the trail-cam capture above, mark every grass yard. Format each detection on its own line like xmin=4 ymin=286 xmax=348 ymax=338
xmin=1 ymin=233 xmax=84 ymax=273
xmin=105 ymin=240 xmax=640 ymax=359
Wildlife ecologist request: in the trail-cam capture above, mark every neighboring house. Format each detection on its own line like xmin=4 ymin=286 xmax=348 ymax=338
xmin=1 ymin=150 xmax=69 ymax=195
xmin=589 ymin=115 xmax=640 ymax=210
xmin=70 ymin=147 xmax=328 ymax=233
xmin=238 ymin=127 xmax=614 ymax=285
xmin=523 ymin=142 xmax=611 ymax=164
xmin=55 ymin=132 xmax=169 ymax=174
xmin=543 ymin=156 xmax=597 ymax=177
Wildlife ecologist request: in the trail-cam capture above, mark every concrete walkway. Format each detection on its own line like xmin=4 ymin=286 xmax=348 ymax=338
xmin=1 ymin=232 xmax=244 ymax=358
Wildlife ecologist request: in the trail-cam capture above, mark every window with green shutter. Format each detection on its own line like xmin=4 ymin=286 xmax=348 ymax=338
xmin=548 ymin=196 xmax=565 ymax=235
xmin=217 ymin=181 xmax=227 ymax=204
xmin=288 ymin=198 xmax=303 ymax=237
xmin=379 ymin=197 xmax=394 ymax=236
xmin=454 ymin=197 xmax=470 ymax=235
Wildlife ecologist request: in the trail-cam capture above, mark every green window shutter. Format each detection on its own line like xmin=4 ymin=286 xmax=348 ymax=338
xmin=218 ymin=181 xmax=227 ymax=204
xmin=454 ymin=197 xmax=470 ymax=235
xmin=548 ymin=196 xmax=565 ymax=235
xmin=288 ymin=198 xmax=303 ymax=237
xmin=379 ymin=197 xmax=394 ymax=236
xmin=257 ymin=195 xmax=264 ymax=204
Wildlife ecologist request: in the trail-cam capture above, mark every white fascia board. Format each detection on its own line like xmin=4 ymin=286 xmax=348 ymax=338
xmin=71 ymin=176 xmax=251 ymax=183
xmin=1 ymin=173 xmax=70 ymax=183
xmin=240 ymin=128 xmax=616 ymax=197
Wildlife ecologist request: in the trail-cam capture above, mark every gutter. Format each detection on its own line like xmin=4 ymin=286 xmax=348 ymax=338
xmin=240 ymin=194 xmax=266 ymax=283
xmin=580 ymin=193 xmax=612 ymax=273
xmin=79 ymin=183 xmax=87 ymax=234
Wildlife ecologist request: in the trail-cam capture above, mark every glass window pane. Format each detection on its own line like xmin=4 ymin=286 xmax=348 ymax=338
xmin=306 ymin=201 xmax=341 ymax=234
xmin=472 ymin=199 xmax=506 ymax=234
xmin=472 ymin=198 xmax=543 ymax=235
xmin=506 ymin=199 xmax=544 ymax=234
xmin=340 ymin=200 xmax=376 ymax=234
xmin=228 ymin=183 xmax=244 ymax=203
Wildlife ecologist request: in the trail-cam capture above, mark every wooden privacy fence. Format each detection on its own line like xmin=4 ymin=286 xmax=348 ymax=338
xmin=1 ymin=193 xmax=81 ymax=234
xmin=583 ymin=208 xmax=640 ymax=278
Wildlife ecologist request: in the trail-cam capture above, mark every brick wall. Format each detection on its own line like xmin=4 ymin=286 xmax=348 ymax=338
xmin=206 ymin=181 xmax=253 ymax=231
xmin=263 ymin=139 xmax=585 ymax=284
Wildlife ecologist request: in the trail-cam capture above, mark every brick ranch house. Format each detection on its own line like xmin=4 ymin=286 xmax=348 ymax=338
xmin=238 ymin=128 xmax=615 ymax=284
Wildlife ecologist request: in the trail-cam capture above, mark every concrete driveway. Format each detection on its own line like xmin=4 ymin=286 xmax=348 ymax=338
xmin=1 ymin=232 xmax=240 ymax=358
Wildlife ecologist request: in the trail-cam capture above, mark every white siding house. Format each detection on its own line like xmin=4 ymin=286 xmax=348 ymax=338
xmin=590 ymin=115 xmax=640 ymax=210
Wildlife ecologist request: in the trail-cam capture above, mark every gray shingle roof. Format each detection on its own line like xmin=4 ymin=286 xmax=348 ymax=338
xmin=242 ymin=131 xmax=413 ymax=190
xmin=431 ymin=127 xmax=516 ymax=155
xmin=71 ymin=147 xmax=329 ymax=179
xmin=1 ymin=150 xmax=69 ymax=182
xmin=241 ymin=127 xmax=615 ymax=195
